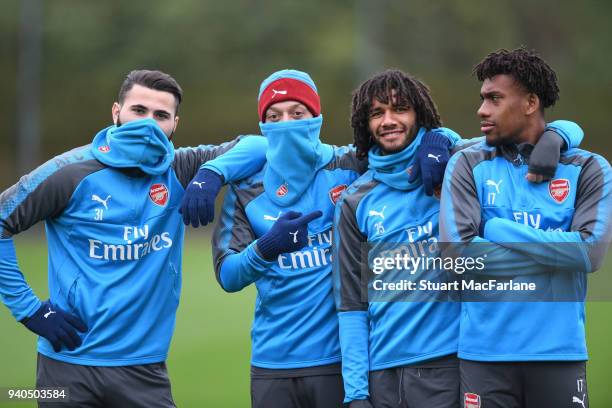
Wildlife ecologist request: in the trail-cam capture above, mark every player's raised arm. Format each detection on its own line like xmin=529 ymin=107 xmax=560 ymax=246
xmin=412 ymin=120 xmax=583 ymax=196
xmin=176 ymin=135 xmax=268 ymax=227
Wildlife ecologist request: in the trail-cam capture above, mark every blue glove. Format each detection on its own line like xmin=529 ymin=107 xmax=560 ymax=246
xmin=179 ymin=168 xmax=223 ymax=228
xmin=21 ymin=300 xmax=88 ymax=352
xmin=408 ymin=130 xmax=451 ymax=196
xmin=256 ymin=211 xmax=323 ymax=260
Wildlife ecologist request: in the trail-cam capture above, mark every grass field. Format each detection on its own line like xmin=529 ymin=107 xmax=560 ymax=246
xmin=1 ymin=229 xmax=611 ymax=406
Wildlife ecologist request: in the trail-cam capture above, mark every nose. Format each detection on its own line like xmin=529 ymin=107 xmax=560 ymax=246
xmin=477 ymin=101 xmax=489 ymax=118
xmin=381 ymin=109 xmax=398 ymax=128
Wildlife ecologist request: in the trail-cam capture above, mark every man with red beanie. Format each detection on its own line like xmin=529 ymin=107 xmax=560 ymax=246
xmin=211 ymin=69 xmax=359 ymax=407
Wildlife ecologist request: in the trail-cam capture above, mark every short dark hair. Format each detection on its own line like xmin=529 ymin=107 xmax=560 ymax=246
xmin=118 ymin=70 xmax=183 ymax=113
xmin=351 ymin=69 xmax=442 ymax=159
xmin=473 ymin=47 xmax=559 ymax=110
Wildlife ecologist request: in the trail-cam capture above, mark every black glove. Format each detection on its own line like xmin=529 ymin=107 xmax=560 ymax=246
xmin=256 ymin=211 xmax=323 ymax=260
xmin=528 ymin=130 xmax=565 ymax=183
xmin=22 ymin=300 xmax=88 ymax=352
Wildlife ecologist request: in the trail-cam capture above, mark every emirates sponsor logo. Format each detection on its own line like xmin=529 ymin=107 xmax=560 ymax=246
xmin=88 ymin=224 xmax=173 ymax=261
xmin=277 ymin=230 xmax=333 ymax=270
xmin=149 ymin=183 xmax=169 ymax=206
xmin=549 ymin=178 xmax=570 ymax=203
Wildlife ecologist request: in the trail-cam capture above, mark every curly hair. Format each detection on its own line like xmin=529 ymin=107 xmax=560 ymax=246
xmin=473 ymin=47 xmax=559 ymax=110
xmin=351 ymin=69 xmax=441 ymax=159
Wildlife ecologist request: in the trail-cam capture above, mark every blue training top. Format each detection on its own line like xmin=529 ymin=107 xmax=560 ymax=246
xmin=0 ymin=130 xmax=267 ymax=366
xmin=440 ymin=136 xmax=611 ymax=362
xmin=212 ymin=144 xmax=364 ymax=369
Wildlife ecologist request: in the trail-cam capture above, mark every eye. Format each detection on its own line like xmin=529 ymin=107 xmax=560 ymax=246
xmin=266 ymin=113 xmax=279 ymax=122
xmin=293 ymin=110 xmax=304 ymax=118
xmin=133 ymin=107 xmax=146 ymax=114
xmin=369 ymin=110 xmax=382 ymax=119
xmin=155 ymin=112 xmax=170 ymax=120
xmin=395 ymin=105 xmax=411 ymax=113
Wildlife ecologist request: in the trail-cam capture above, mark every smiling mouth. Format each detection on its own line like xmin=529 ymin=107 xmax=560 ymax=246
xmin=378 ymin=130 xmax=405 ymax=138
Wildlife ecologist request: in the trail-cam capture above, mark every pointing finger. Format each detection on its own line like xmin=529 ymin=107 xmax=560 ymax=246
xmin=295 ymin=210 xmax=323 ymax=225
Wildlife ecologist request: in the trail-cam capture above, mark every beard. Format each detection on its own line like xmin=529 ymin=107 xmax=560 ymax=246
xmin=485 ymin=133 xmax=503 ymax=146
xmin=485 ymin=130 xmax=519 ymax=147
xmin=376 ymin=124 xmax=418 ymax=155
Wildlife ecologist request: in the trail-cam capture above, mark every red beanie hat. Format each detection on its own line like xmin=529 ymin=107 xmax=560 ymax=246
xmin=258 ymin=74 xmax=321 ymax=122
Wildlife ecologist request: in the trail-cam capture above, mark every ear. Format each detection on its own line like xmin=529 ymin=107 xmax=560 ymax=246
xmin=173 ymin=115 xmax=180 ymax=133
xmin=111 ymin=102 xmax=121 ymax=125
xmin=525 ymin=93 xmax=540 ymax=116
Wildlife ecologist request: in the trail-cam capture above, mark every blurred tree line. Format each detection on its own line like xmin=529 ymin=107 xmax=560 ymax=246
xmin=1 ymin=0 xmax=611 ymax=188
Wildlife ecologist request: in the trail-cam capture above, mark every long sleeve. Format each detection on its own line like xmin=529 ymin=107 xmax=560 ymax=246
xmin=202 ymin=135 xmax=268 ymax=183
xmin=333 ymin=191 xmax=370 ymax=402
xmin=218 ymin=243 xmax=273 ymax=292
xmin=440 ymin=152 xmax=558 ymax=276
xmin=0 ymin=145 xmax=103 ymax=320
xmin=0 ymin=239 xmax=41 ymax=320
xmin=338 ymin=311 xmax=370 ymax=403
xmin=211 ymin=182 xmax=273 ymax=292
xmin=484 ymin=154 xmax=611 ymax=273
xmin=435 ymin=127 xmax=463 ymax=148
xmin=546 ymin=120 xmax=583 ymax=150
xmin=172 ymin=135 xmax=267 ymax=188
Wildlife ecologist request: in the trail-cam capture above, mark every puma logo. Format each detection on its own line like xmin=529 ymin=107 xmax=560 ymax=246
xmin=271 ymin=89 xmax=287 ymax=99
xmin=192 ymin=181 xmax=206 ymax=189
xmin=44 ymin=308 xmax=56 ymax=319
xmin=91 ymin=194 xmax=111 ymax=210
xmin=572 ymin=394 xmax=586 ymax=408
xmin=486 ymin=179 xmax=503 ymax=194
xmin=264 ymin=212 xmax=282 ymax=221
xmin=428 ymin=153 xmax=441 ymax=162
xmin=289 ymin=230 xmax=299 ymax=243
xmin=368 ymin=206 xmax=386 ymax=219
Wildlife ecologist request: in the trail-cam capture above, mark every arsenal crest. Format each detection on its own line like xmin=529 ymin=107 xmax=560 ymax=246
xmin=276 ymin=184 xmax=288 ymax=197
xmin=549 ymin=178 xmax=570 ymax=204
xmin=149 ymin=183 xmax=169 ymax=206
xmin=464 ymin=393 xmax=481 ymax=408
xmin=329 ymin=184 xmax=348 ymax=205
xmin=98 ymin=145 xmax=111 ymax=153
